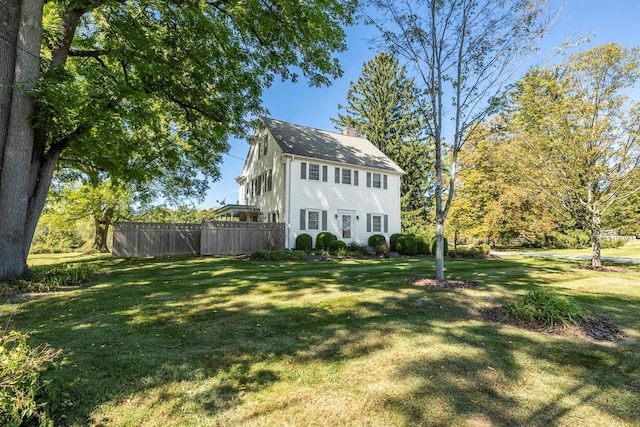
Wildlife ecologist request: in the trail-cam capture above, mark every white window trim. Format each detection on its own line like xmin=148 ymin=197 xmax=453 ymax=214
xmin=341 ymin=168 xmax=352 ymax=185
xmin=308 ymin=163 xmax=320 ymax=181
xmin=307 ymin=209 xmax=321 ymax=230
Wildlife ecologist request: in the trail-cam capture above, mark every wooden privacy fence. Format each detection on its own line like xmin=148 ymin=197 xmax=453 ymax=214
xmin=112 ymin=221 xmax=285 ymax=258
xmin=201 ymin=221 xmax=286 ymax=255
xmin=112 ymin=222 xmax=201 ymax=258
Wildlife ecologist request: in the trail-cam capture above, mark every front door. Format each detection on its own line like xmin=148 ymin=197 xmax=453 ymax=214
xmin=341 ymin=213 xmax=353 ymax=243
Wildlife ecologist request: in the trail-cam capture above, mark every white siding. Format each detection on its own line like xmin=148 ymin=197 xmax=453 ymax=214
xmin=285 ymin=158 xmax=402 ymax=249
xmin=239 ymin=131 xmax=286 ymax=222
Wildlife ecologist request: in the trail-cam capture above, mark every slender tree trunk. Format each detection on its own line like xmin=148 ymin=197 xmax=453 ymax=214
xmin=435 ymin=218 xmax=445 ymax=280
xmin=93 ymin=207 xmax=114 ymax=252
xmin=591 ymin=207 xmax=602 ymax=268
xmin=0 ymin=0 xmax=45 ymax=281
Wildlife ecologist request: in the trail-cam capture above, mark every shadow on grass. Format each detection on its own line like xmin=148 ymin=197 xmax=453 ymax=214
xmin=2 ymin=255 xmax=639 ymax=425
xmin=384 ymin=319 xmax=639 ymax=425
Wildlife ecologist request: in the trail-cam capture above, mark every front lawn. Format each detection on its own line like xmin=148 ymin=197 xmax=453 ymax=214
xmin=2 ymin=255 xmax=639 ymax=426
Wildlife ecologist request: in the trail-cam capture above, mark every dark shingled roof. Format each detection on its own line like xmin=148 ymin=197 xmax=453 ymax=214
xmin=262 ymin=117 xmax=405 ymax=174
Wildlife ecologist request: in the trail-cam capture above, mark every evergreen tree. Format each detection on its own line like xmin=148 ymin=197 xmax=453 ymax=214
xmin=332 ymin=52 xmax=432 ymax=232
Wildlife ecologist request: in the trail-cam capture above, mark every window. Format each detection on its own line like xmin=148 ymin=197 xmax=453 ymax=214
xmin=308 ymin=211 xmax=319 ymax=230
xmin=372 ymin=173 xmax=381 ymax=188
xmin=341 ymin=168 xmax=352 ymax=184
xmin=300 ymin=209 xmax=327 ymax=231
xmin=366 ymin=172 xmax=387 ymax=189
xmin=257 ymin=135 xmax=268 ymax=158
xmin=309 ymin=164 xmax=320 ymax=181
xmin=250 ymin=170 xmax=272 ymax=196
xmin=262 ymin=169 xmax=272 ymax=193
xmin=372 ymin=215 xmax=382 ymax=232
xmin=367 ymin=213 xmax=389 ymax=233
xmin=302 ymin=163 xmax=322 ymax=181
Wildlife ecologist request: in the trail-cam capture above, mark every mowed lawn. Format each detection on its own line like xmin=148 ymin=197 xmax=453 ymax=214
xmin=2 ymin=254 xmax=639 ymax=426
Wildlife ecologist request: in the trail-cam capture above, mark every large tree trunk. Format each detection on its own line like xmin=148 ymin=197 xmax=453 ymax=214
xmin=591 ymin=207 xmax=602 ymax=268
xmin=0 ymin=0 xmax=22 ymax=165
xmin=0 ymin=0 xmax=45 ymax=281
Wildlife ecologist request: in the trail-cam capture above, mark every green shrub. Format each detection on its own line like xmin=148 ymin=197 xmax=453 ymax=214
xmin=396 ymin=234 xmax=418 ymax=256
xmin=600 ymin=239 xmax=628 ymax=249
xmin=253 ymin=250 xmax=308 ymax=261
xmin=10 ymin=263 xmax=98 ymax=293
xmin=546 ymin=229 xmax=591 ymax=249
xmin=449 ymin=248 xmax=484 ymax=258
xmin=0 ymin=331 xmax=61 ymax=426
xmin=315 ymin=232 xmax=338 ymax=250
xmin=368 ymin=234 xmax=387 ymax=249
xmin=415 ymin=234 xmax=430 ymax=255
xmin=477 ymin=243 xmax=491 ymax=255
xmin=295 ymin=234 xmax=313 ymax=251
xmin=430 ymin=236 xmax=449 ymax=256
xmin=505 ymin=289 xmax=588 ymax=327
xmin=389 ymin=233 xmax=402 ymax=252
xmin=327 ymin=240 xmax=347 ymax=255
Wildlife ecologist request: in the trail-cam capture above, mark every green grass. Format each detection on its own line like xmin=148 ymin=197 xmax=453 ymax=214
xmin=2 ymin=254 xmax=639 ymax=426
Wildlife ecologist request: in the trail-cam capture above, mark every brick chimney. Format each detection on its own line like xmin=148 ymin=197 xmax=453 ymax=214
xmin=341 ymin=127 xmax=359 ymax=137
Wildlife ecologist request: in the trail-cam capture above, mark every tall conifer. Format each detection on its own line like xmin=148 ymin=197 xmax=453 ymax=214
xmin=332 ymin=52 xmax=432 ymax=232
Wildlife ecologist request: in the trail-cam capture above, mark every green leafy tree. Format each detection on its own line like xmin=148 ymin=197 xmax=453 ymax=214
xmin=603 ymin=189 xmax=640 ymax=236
xmin=506 ymin=43 xmax=640 ymax=266
xmin=46 ymin=175 xmax=134 ymax=251
xmin=449 ymin=124 xmax=558 ymax=246
xmin=332 ymin=52 xmax=432 ymax=232
xmin=367 ymin=0 xmax=557 ymax=279
xmin=0 ymin=0 xmax=355 ymax=280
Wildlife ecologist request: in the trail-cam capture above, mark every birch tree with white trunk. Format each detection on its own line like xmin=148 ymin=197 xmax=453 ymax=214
xmin=367 ymin=0 xmax=559 ymax=280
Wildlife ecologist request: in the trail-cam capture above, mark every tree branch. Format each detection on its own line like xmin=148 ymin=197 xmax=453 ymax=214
xmin=69 ymin=49 xmax=107 ymax=58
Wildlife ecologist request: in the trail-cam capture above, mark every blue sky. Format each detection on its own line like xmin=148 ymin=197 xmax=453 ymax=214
xmin=198 ymin=0 xmax=640 ymax=208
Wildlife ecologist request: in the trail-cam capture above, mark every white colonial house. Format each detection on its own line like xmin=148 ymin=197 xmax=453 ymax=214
xmin=216 ymin=117 xmax=405 ymax=249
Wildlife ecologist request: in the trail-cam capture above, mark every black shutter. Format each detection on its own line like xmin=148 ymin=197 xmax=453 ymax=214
xmin=322 ymin=165 xmax=328 ymax=182
xmin=367 ymin=214 xmax=371 ymax=233
xmin=301 ymin=162 xmax=307 ymax=179
xmin=335 ymin=167 xmax=340 ymax=183
xmin=322 ymin=211 xmax=328 ymax=231
xmin=354 ymin=170 xmax=359 ymax=186
xmin=384 ymin=215 xmax=389 ymax=233
xmin=383 ymin=175 xmax=388 ymax=189
xmin=366 ymin=172 xmax=371 ymax=188
xmin=300 ymin=209 xmax=306 ymax=230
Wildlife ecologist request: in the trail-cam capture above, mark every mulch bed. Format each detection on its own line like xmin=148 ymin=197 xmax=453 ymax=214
xmin=573 ymin=265 xmax=632 ymax=273
xmin=480 ymin=306 xmax=625 ymax=342
xmin=407 ymin=277 xmax=478 ymax=289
